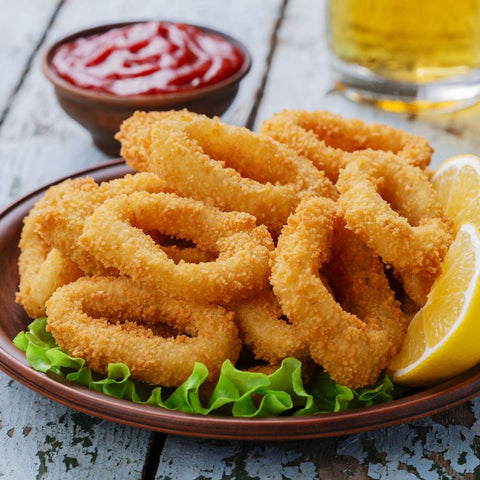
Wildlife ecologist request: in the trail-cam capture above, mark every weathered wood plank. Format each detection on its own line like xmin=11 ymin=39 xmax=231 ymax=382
xmin=0 ymin=0 xmax=60 ymax=116
xmin=154 ymin=398 xmax=480 ymax=479
xmin=156 ymin=435 xmax=320 ymax=479
xmin=330 ymin=397 xmax=480 ymax=479
xmin=0 ymin=372 xmax=152 ymax=479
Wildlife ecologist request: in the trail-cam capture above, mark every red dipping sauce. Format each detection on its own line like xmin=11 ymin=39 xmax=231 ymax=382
xmin=51 ymin=21 xmax=245 ymax=96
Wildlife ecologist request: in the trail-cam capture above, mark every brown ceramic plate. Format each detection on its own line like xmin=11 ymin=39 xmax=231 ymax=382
xmin=1 ymin=159 xmax=480 ymax=441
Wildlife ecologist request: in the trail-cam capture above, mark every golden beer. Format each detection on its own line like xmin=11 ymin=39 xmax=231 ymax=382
xmin=327 ymin=0 xmax=480 ymax=110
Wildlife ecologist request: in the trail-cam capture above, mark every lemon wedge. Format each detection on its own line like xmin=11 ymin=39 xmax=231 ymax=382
xmin=431 ymin=154 xmax=480 ymax=233
xmin=389 ymin=223 xmax=480 ymax=385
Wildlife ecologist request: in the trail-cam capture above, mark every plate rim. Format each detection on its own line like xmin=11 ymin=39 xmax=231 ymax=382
xmin=1 ymin=158 xmax=479 ymax=440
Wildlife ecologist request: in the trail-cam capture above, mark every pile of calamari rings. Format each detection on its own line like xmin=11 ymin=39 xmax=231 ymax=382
xmin=16 ymin=109 xmax=453 ymax=389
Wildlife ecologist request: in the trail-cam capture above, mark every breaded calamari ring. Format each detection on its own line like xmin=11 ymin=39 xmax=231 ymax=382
xmin=79 ymin=192 xmax=274 ymax=303
xmin=230 ymin=290 xmax=309 ymax=364
xmin=324 ymin=218 xmax=410 ymax=350
xmin=16 ymin=182 xmax=85 ymax=318
xmin=117 ymin=110 xmax=337 ymax=235
xmin=270 ymin=196 xmax=407 ymax=388
xmin=46 ymin=277 xmax=241 ymax=386
xmin=336 ymin=153 xmax=453 ymax=306
xmin=260 ymin=109 xmax=433 ymax=182
xmin=34 ymin=173 xmax=170 ymax=275
xmin=17 ymin=248 xmax=83 ymax=318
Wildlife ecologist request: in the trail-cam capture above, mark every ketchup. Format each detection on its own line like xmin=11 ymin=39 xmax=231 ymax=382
xmin=51 ymin=21 xmax=245 ymax=96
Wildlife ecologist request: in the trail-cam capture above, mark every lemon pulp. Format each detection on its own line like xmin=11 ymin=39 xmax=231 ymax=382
xmin=431 ymin=154 xmax=480 ymax=233
xmin=389 ymin=223 xmax=480 ymax=385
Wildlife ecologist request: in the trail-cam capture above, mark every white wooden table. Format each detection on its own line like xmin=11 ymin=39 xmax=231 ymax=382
xmin=2 ymin=1 xmax=480 ymax=478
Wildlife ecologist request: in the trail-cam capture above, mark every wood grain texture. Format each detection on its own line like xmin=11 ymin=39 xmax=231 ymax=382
xmin=154 ymin=399 xmax=480 ymax=479
xmin=0 ymin=0 xmax=60 ymax=116
xmin=0 ymin=373 xmax=152 ymax=480
xmin=330 ymin=397 xmax=480 ymax=479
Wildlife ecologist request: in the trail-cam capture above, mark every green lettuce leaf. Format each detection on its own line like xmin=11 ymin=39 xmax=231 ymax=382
xmin=13 ymin=318 xmax=400 ymax=417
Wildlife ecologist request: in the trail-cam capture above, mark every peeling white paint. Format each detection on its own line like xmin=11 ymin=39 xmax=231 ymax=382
xmin=336 ymin=400 xmax=480 ymax=479
xmin=244 ymin=445 xmax=318 ymax=479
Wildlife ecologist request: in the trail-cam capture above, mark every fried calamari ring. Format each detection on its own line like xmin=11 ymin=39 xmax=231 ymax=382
xmin=231 ymin=290 xmax=309 ymax=364
xmin=336 ymin=153 xmax=453 ymax=306
xmin=17 ymin=173 xmax=170 ymax=317
xmin=260 ymin=110 xmax=433 ymax=182
xmin=34 ymin=173 xmax=169 ymax=275
xmin=270 ymin=196 xmax=407 ymax=388
xmin=324 ymin=219 xmax=409 ymax=344
xmin=17 ymin=248 xmax=83 ymax=318
xmin=16 ymin=243 xmax=83 ymax=318
xmin=79 ymin=191 xmax=274 ymax=303
xmin=117 ymin=110 xmax=337 ymax=235
xmin=46 ymin=277 xmax=241 ymax=386
xmin=16 ymin=182 xmax=85 ymax=318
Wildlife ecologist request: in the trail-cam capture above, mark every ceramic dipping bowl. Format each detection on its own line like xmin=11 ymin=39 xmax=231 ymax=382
xmin=42 ymin=21 xmax=252 ymax=156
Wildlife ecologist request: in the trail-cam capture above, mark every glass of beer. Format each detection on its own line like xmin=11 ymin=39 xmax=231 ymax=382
xmin=326 ymin=0 xmax=480 ymax=112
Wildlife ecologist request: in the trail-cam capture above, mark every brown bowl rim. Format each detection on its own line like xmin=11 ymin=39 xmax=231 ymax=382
xmin=41 ymin=20 xmax=252 ymax=105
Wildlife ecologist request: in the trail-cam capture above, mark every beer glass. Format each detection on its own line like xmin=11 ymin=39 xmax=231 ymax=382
xmin=326 ymin=0 xmax=480 ymax=112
